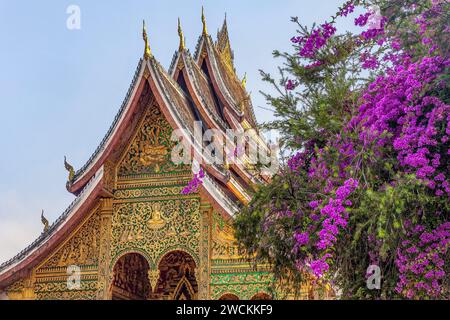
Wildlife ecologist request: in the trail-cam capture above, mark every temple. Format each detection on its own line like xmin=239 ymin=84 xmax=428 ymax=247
xmin=0 ymin=11 xmax=331 ymax=300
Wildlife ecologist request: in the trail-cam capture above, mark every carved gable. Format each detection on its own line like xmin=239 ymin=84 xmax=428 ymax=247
xmin=117 ymin=103 xmax=190 ymax=177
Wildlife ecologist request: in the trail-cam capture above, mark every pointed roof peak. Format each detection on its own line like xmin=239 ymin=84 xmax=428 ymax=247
xmin=216 ymin=14 xmax=234 ymax=70
xmin=201 ymin=6 xmax=208 ymax=36
xmin=222 ymin=12 xmax=228 ymax=29
xmin=142 ymin=20 xmax=152 ymax=59
xmin=217 ymin=14 xmax=230 ymax=45
xmin=178 ymin=17 xmax=185 ymax=51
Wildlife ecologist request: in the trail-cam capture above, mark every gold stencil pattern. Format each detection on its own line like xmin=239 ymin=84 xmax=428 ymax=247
xmin=35 ymin=280 xmax=98 ymax=300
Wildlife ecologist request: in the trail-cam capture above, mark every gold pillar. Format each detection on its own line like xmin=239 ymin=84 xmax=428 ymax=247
xmin=96 ymin=197 xmax=113 ymax=299
xmin=197 ymin=202 xmax=212 ymax=299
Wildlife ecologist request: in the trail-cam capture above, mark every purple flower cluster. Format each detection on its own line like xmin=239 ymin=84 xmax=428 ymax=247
xmin=395 ymin=222 xmax=450 ymax=299
xmin=181 ymin=168 xmax=205 ymax=194
xmin=338 ymin=2 xmax=355 ymax=17
xmin=315 ymin=178 xmax=358 ymax=250
xmin=291 ymin=22 xmax=337 ymax=58
xmin=293 ymin=177 xmax=358 ymax=278
xmin=355 ymin=10 xmax=387 ymax=41
xmin=354 ymin=12 xmax=371 ymax=27
xmin=287 ymin=151 xmax=305 ymax=172
xmin=361 ymin=27 xmax=385 ymax=41
xmin=308 ymin=253 xmax=332 ymax=278
xmin=285 ymin=79 xmax=297 ymax=90
xmin=350 ymin=52 xmax=450 ymax=196
xmin=359 ymin=52 xmax=379 ymax=70
xmin=295 ymin=231 xmax=310 ymax=246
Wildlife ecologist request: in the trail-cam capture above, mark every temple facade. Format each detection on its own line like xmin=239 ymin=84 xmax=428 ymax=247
xmin=0 ymin=12 xmax=329 ymax=300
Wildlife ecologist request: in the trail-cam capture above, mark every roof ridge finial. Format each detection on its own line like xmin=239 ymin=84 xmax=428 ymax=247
xmin=41 ymin=209 xmax=49 ymax=233
xmin=178 ymin=17 xmax=185 ymax=51
xmin=220 ymin=12 xmax=228 ymax=35
xmin=142 ymin=20 xmax=152 ymax=59
xmin=201 ymin=6 xmax=208 ymax=35
xmin=64 ymin=156 xmax=75 ymax=181
xmin=241 ymin=72 xmax=247 ymax=89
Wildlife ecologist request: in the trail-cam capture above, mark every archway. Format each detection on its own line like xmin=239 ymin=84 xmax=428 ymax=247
xmin=218 ymin=293 xmax=239 ymax=300
xmin=111 ymin=252 xmax=151 ymax=300
xmin=250 ymin=292 xmax=272 ymax=300
xmin=150 ymin=250 xmax=198 ymax=300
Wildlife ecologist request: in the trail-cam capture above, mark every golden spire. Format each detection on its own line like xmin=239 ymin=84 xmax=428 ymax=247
xmin=178 ymin=18 xmax=185 ymax=51
xmin=201 ymin=6 xmax=208 ymax=35
xmin=241 ymin=73 xmax=247 ymax=89
xmin=142 ymin=20 xmax=152 ymax=59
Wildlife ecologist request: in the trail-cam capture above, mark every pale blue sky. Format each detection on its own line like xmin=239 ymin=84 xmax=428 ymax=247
xmin=0 ymin=1 xmax=362 ymax=262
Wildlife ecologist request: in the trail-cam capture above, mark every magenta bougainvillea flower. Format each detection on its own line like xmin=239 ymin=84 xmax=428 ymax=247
xmin=181 ymin=168 xmax=205 ymax=194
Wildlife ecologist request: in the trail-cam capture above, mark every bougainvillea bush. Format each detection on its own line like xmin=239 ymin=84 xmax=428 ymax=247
xmin=235 ymin=0 xmax=449 ymax=299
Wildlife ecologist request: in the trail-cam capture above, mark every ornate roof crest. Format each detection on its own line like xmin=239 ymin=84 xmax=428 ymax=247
xmin=201 ymin=7 xmax=208 ymax=36
xmin=142 ymin=20 xmax=152 ymax=59
xmin=178 ymin=18 xmax=185 ymax=51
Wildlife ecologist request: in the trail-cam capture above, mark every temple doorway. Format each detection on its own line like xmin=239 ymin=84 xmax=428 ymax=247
xmin=111 ymin=253 xmax=151 ymax=300
xmin=150 ymin=250 xmax=198 ymax=300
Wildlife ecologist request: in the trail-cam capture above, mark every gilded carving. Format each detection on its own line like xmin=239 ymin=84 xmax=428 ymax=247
xmin=147 ymin=202 xmax=166 ymax=229
xmin=40 ymin=211 xmax=100 ymax=268
xmin=198 ymin=203 xmax=211 ymax=299
xmin=111 ymin=198 xmax=201 ymax=266
xmin=211 ymin=212 xmax=243 ymax=260
xmin=96 ymin=198 xmax=113 ymax=299
xmin=114 ymin=186 xmax=186 ymax=199
xmin=118 ymin=104 xmax=189 ymax=177
xmin=6 ymin=278 xmax=26 ymax=300
xmin=103 ymin=160 xmax=116 ymax=193
xmin=35 ymin=280 xmax=98 ymax=300
xmin=148 ymin=269 xmax=160 ymax=291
